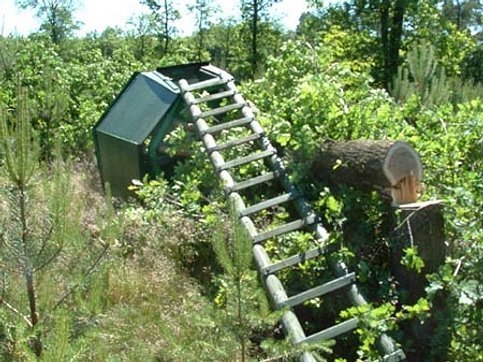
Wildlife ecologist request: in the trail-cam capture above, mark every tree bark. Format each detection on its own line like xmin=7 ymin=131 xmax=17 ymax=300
xmin=387 ymin=0 xmax=405 ymax=87
xmin=390 ymin=200 xmax=446 ymax=361
xmin=251 ymin=0 xmax=259 ymax=79
xmin=19 ymin=185 xmax=42 ymax=356
xmin=380 ymin=0 xmax=390 ymax=86
xmin=164 ymin=0 xmax=169 ymax=54
xmin=391 ymin=200 xmax=445 ymax=301
xmin=310 ymin=140 xmax=423 ymax=204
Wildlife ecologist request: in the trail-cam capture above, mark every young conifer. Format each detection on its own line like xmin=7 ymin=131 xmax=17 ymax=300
xmin=212 ymin=204 xmax=271 ymax=361
xmin=212 ymin=204 xmax=332 ymax=361
xmin=0 ymin=87 xmax=114 ymax=358
xmin=0 ymin=88 xmax=43 ymax=355
xmin=391 ymin=41 xmax=450 ymax=107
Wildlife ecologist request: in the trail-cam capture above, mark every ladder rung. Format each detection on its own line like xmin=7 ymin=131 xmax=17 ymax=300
xmin=203 ymin=117 xmax=254 ymax=135
xmin=229 ymin=171 xmax=281 ymax=192
xmin=210 ymin=133 xmax=262 ymax=152
xmin=278 ymin=273 xmax=356 ymax=309
xmin=199 ymin=102 xmax=244 ymax=119
xmin=201 ymin=64 xmax=229 ymax=78
xmin=240 ymin=191 xmax=299 ymax=217
xmin=185 ymin=77 xmax=230 ymax=92
xmin=193 ymin=89 xmax=236 ymax=104
xmin=381 ymin=349 xmax=406 ymax=362
xmin=253 ymin=215 xmax=318 ymax=244
xmin=261 ymin=244 xmax=332 ymax=275
xmin=301 ymin=317 xmax=358 ymax=344
xmin=218 ymin=150 xmax=275 ymax=171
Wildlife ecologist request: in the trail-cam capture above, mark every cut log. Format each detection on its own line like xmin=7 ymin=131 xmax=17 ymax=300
xmin=310 ymin=140 xmax=423 ymax=205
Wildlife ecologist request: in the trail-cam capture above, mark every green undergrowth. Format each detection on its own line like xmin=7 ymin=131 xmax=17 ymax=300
xmin=0 ymin=22 xmax=480 ymax=360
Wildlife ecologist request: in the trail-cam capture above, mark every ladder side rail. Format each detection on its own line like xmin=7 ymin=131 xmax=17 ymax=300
xmin=178 ymin=78 xmax=316 ymax=361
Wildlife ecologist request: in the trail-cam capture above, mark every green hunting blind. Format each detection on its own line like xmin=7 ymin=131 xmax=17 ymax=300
xmin=93 ymin=62 xmax=215 ymax=197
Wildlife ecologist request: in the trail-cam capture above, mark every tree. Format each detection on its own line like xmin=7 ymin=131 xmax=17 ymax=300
xmin=302 ymin=0 xmax=406 ymax=87
xmin=0 ymin=87 xmax=113 ymax=358
xmin=337 ymin=0 xmax=412 ymax=88
xmin=141 ymin=0 xmax=180 ymax=55
xmin=462 ymin=44 xmax=483 ymax=83
xmin=188 ymin=0 xmax=219 ymax=61
xmin=379 ymin=0 xmax=407 ymax=89
xmin=16 ymin=0 xmax=81 ymax=45
xmin=240 ymin=0 xmax=281 ymax=79
xmin=391 ymin=41 xmax=450 ymax=108
xmin=211 ymin=206 xmax=329 ymax=360
xmin=304 ymin=0 xmax=481 ymax=87
xmin=0 ymin=36 xmax=19 ymax=82
xmin=0 ymin=88 xmax=42 ymax=355
xmin=128 ymin=13 xmax=158 ymax=60
xmin=441 ymin=0 xmax=482 ymax=31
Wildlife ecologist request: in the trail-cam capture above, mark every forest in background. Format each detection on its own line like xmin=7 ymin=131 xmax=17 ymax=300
xmin=0 ymin=0 xmax=481 ymax=360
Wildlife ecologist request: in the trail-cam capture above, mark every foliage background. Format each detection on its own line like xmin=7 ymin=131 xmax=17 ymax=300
xmin=0 ymin=0 xmax=481 ymax=360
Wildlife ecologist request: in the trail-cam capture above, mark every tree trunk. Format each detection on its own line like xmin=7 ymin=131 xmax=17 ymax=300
xmin=163 ymin=0 xmax=169 ymax=54
xmin=391 ymin=200 xmax=445 ymax=301
xmin=19 ymin=185 xmax=42 ymax=356
xmin=387 ymin=0 xmax=405 ymax=88
xmin=310 ymin=140 xmax=423 ymax=205
xmin=456 ymin=0 xmax=462 ymax=30
xmin=251 ymin=0 xmax=259 ymax=79
xmin=380 ymin=0 xmax=390 ymax=87
xmin=198 ymin=18 xmax=203 ymax=61
xmin=390 ymin=200 xmax=446 ymax=361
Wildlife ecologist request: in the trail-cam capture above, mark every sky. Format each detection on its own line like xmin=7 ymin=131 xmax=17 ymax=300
xmin=1 ymin=0 xmax=310 ymax=37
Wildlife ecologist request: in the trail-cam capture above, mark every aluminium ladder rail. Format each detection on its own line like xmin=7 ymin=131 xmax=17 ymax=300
xmin=177 ymin=65 xmax=406 ymax=362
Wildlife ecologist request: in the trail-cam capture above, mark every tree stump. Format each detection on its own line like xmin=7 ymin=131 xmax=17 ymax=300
xmin=309 ymin=139 xmax=446 ymax=359
xmin=310 ymin=140 xmax=423 ymax=205
xmin=391 ymin=200 xmax=446 ymax=302
xmin=390 ymin=200 xmax=446 ymax=361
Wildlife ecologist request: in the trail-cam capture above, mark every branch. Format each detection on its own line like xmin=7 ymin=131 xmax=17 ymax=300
xmin=35 ymin=224 xmax=54 ymax=261
xmin=0 ymin=299 xmax=33 ymax=328
xmin=34 ymin=244 xmax=63 ymax=273
xmin=0 ymin=261 xmax=21 ymax=274
xmin=51 ymin=243 xmax=109 ymax=312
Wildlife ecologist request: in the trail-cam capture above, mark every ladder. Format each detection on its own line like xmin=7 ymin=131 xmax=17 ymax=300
xmin=177 ymin=65 xmax=406 ymax=362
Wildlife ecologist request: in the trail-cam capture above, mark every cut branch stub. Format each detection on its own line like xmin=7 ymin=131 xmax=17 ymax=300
xmin=310 ymin=140 xmax=423 ymax=205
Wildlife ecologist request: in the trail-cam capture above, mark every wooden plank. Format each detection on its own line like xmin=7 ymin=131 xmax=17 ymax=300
xmin=185 ymin=77 xmax=229 ymax=92
xmin=278 ymin=273 xmax=356 ymax=309
xmin=229 ymin=171 xmax=280 ymax=193
xmin=301 ymin=318 xmax=358 ymax=344
xmin=193 ymin=89 xmax=236 ymax=104
xmin=203 ymin=116 xmax=254 ymax=135
xmin=239 ymin=191 xmax=299 ymax=217
xmin=253 ymin=214 xmax=318 ymax=244
xmin=199 ymin=102 xmax=244 ymax=119
xmin=261 ymin=244 xmax=328 ymax=275
xmin=218 ymin=149 xmax=275 ymax=171
xmin=381 ymin=349 xmax=407 ymax=362
xmin=210 ymin=133 xmax=262 ymax=152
